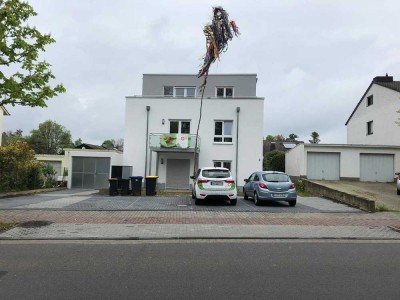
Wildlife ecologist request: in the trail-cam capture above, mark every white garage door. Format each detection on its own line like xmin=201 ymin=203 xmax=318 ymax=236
xmin=166 ymin=159 xmax=190 ymax=189
xmin=360 ymin=154 xmax=394 ymax=182
xmin=307 ymin=152 xmax=340 ymax=180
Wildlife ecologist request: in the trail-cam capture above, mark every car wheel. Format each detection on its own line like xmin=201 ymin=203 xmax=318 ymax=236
xmin=195 ymin=198 xmax=201 ymax=205
xmin=289 ymin=200 xmax=296 ymax=207
xmin=254 ymin=193 xmax=261 ymax=206
xmin=191 ymin=192 xmax=195 ymax=199
xmin=231 ymin=198 xmax=237 ymax=206
xmin=397 ymin=189 xmax=400 ymax=195
xmin=243 ymin=189 xmax=248 ymax=200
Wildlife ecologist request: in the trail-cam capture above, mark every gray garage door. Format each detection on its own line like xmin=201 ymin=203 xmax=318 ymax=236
xmin=166 ymin=159 xmax=190 ymax=189
xmin=360 ymin=154 xmax=394 ymax=182
xmin=71 ymin=157 xmax=111 ymax=189
xmin=307 ymin=152 xmax=340 ymax=180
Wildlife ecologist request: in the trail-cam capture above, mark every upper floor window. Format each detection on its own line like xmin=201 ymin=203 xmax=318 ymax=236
xmin=367 ymin=121 xmax=373 ymax=135
xmin=367 ymin=95 xmax=373 ymax=106
xmin=214 ymin=120 xmax=233 ymax=143
xmin=216 ymin=87 xmax=233 ymax=98
xmin=170 ymin=120 xmax=191 ymax=134
xmin=213 ymin=161 xmax=232 ymax=170
xmin=164 ymin=86 xmax=196 ymax=97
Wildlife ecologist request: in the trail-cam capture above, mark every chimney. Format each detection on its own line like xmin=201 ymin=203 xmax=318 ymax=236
xmin=373 ymin=74 xmax=393 ymax=83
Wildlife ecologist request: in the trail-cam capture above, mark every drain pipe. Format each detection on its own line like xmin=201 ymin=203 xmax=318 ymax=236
xmin=144 ymin=106 xmax=150 ymax=177
xmin=236 ymin=107 xmax=240 ymax=184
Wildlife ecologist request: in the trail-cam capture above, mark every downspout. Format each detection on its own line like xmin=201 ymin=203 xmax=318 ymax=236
xmin=144 ymin=106 xmax=150 ymax=177
xmin=236 ymin=107 xmax=240 ymax=185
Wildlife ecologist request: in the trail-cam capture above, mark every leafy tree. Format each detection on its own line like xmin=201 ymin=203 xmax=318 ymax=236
xmin=74 ymin=138 xmax=82 ymax=147
xmin=264 ymin=150 xmax=285 ymax=172
xmin=287 ymin=133 xmax=298 ymax=142
xmin=28 ymin=120 xmax=74 ymax=154
xmin=1 ymin=129 xmax=25 ymax=145
xmin=0 ymin=0 xmax=66 ymax=108
xmin=309 ymin=131 xmax=320 ymax=144
xmin=0 ymin=140 xmax=43 ymax=192
xmin=265 ymin=135 xmax=275 ymax=141
xmin=265 ymin=134 xmax=286 ymax=142
xmin=102 ymin=138 xmax=124 ymax=151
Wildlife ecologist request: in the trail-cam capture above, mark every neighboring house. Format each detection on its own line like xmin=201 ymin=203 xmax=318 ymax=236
xmin=346 ymin=74 xmax=400 ymax=145
xmin=35 ymin=154 xmax=68 ymax=180
xmin=286 ymin=74 xmax=400 ymax=183
xmin=123 ymin=74 xmax=264 ymax=189
xmin=0 ymin=106 xmax=10 ymax=145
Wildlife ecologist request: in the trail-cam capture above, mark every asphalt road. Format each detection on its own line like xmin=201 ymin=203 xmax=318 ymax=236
xmin=1 ymin=240 xmax=399 ymax=300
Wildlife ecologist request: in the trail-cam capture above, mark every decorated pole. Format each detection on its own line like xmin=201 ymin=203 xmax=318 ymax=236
xmin=193 ymin=6 xmax=240 ymax=174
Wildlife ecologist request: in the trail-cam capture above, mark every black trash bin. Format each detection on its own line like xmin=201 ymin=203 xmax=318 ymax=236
xmin=108 ymin=178 xmax=118 ymax=196
xmin=130 ymin=176 xmax=143 ymax=196
xmin=119 ymin=179 xmax=130 ymax=196
xmin=145 ymin=176 xmax=158 ymax=196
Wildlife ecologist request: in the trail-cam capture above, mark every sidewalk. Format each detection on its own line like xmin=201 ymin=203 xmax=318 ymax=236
xmin=1 ymin=209 xmax=400 ymax=240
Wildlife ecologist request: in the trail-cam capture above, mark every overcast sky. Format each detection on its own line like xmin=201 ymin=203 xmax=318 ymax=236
xmin=4 ymin=0 xmax=400 ymax=144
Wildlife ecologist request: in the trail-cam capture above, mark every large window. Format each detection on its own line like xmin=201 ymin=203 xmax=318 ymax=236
xmin=213 ymin=161 xmax=232 ymax=170
xmin=164 ymin=86 xmax=196 ymax=97
xmin=216 ymin=87 xmax=233 ymax=98
xmin=214 ymin=120 xmax=233 ymax=143
xmin=170 ymin=120 xmax=191 ymax=134
xmin=367 ymin=121 xmax=373 ymax=135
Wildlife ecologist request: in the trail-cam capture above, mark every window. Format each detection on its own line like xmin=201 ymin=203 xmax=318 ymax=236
xmin=164 ymin=86 xmax=196 ymax=97
xmin=214 ymin=120 xmax=233 ymax=143
xmin=216 ymin=87 xmax=233 ymax=98
xmin=169 ymin=120 xmax=191 ymax=134
xmin=367 ymin=95 xmax=373 ymax=106
xmin=213 ymin=161 xmax=232 ymax=170
xmin=367 ymin=121 xmax=373 ymax=135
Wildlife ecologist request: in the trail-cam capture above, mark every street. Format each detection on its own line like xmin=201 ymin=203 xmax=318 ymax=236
xmin=1 ymin=240 xmax=400 ymax=300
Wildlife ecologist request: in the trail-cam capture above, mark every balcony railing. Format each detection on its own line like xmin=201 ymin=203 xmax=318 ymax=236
xmin=149 ymin=133 xmax=200 ymax=152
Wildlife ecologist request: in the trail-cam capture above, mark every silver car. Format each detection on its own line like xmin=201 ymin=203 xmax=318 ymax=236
xmin=396 ymin=172 xmax=400 ymax=195
xmin=243 ymin=171 xmax=297 ymax=206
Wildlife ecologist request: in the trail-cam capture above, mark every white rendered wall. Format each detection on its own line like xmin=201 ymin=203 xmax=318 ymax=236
xmin=123 ymin=97 xmax=264 ymax=186
xmin=285 ymin=144 xmax=305 ymax=178
xmin=0 ymin=108 xmax=4 ymax=145
xmin=347 ymin=84 xmax=400 ymax=145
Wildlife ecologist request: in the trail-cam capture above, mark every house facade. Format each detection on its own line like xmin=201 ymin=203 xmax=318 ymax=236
xmin=123 ymin=74 xmax=264 ymax=189
xmin=346 ymin=75 xmax=400 ymax=145
xmin=286 ymin=75 xmax=400 ymax=183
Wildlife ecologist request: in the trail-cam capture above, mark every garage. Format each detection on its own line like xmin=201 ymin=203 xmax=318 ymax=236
xmin=307 ymin=152 xmax=340 ymax=180
xmin=71 ymin=157 xmax=111 ymax=189
xmin=360 ymin=154 xmax=394 ymax=182
xmin=166 ymin=159 xmax=190 ymax=189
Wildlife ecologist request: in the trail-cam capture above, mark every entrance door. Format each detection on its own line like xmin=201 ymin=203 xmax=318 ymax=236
xmin=71 ymin=157 xmax=111 ymax=189
xmin=166 ymin=159 xmax=190 ymax=189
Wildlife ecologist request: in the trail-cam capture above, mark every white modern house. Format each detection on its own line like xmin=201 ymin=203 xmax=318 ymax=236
xmin=286 ymin=75 xmax=400 ymax=182
xmin=346 ymin=74 xmax=400 ymax=145
xmin=0 ymin=106 xmax=10 ymax=145
xmin=123 ymin=74 xmax=264 ymax=189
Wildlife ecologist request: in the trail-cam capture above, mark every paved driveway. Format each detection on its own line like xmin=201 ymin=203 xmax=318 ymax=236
xmin=0 ymin=189 xmax=360 ymax=213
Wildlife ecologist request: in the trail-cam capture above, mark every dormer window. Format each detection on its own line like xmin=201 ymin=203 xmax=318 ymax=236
xmin=164 ymin=86 xmax=196 ymax=97
xmin=216 ymin=87 xmax=233 ymax=98
xmin=367 ymin=95 xmax=373 ymax=106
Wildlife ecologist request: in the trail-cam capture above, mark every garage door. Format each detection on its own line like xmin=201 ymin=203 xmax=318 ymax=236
xmin=166 ymin=159 xmax=190 ymax=189
xmin=43 ymin=161 xmax=62 ymax=179
xmin=71 ymin=157 xmax=111 ymax=189
xmin=360 ymin=154 xmax=394 ymax=182
xmin=307 ymin=152 xmax=340 ymax=180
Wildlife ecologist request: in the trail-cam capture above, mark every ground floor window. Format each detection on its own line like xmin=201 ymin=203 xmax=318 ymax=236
xmin=213 ymin=161 xmax=231 ymax=170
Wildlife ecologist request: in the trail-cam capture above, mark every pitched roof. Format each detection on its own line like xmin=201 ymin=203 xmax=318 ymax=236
xmin=345 ymin=76 xmax=400 ymax=125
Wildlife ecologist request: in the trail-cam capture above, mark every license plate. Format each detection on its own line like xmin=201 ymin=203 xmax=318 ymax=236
xmin=273 ymin=193 xmax=287 ymax=198
xmin=211 ymin=181 xmax=223 ymax=186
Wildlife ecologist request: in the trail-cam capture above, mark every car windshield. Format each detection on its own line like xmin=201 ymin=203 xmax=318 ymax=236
xmin=202 ymin=169 xmax=230 ymax=179
xmin=262 ymin=173 xmax=290 ymax=182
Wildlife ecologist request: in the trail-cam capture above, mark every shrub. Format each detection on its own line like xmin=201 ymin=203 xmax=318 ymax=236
xmin=264 ymin=150 xmax=285 ymax=172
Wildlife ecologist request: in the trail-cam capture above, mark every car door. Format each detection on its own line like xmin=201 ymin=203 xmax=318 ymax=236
xmin=244 ymin=173 xmax=256 ymax=196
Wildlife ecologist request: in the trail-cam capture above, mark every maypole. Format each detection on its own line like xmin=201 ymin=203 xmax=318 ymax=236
xmin=193 ymin=6 xmax=240 ymax=175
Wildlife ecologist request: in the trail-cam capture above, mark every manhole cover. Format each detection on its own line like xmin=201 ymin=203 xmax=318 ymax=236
xmin=18 ymin=221 xmax=53 ymax=228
